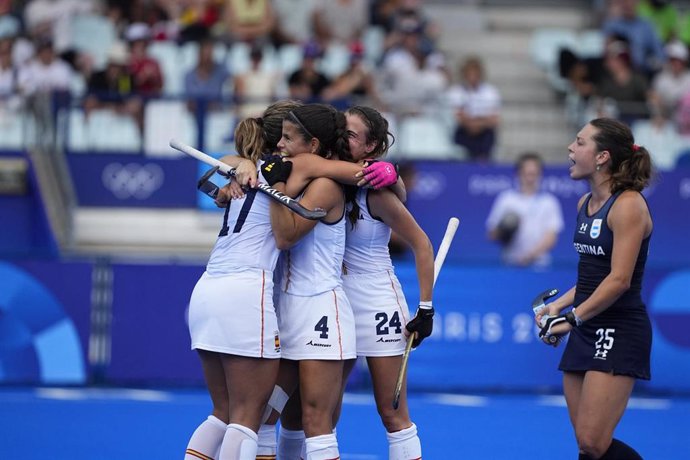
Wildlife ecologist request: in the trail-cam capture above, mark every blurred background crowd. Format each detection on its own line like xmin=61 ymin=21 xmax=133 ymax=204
xmin=1 ymin=0 xmax=689 ymax=168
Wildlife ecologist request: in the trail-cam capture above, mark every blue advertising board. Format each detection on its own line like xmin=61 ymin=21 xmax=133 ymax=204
xmin=0 ymin=260 xmax=90 ymax=384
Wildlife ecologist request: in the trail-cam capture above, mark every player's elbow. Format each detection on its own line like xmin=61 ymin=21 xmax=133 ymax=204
xmin=274 ymin=234 xmax=296 ymax=250
xmin=609 ymin=274 xmax=632 ymax=294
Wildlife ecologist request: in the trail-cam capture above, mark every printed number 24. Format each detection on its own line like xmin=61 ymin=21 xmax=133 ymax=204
xmin=375 ymin=312 xmax=402 ymax=335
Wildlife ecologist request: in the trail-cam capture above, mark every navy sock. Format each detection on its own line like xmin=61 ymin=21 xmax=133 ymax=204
xmin=579 ymin=439 xmax=643 ymax=460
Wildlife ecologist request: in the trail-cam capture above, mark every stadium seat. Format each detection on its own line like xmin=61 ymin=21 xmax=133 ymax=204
xmin=0 ymin=109 xmax=26 ymax=150
xmin=68 ymin=14 xmax=116 ymax=71
xmin=204 ymin=111 xmax=237 ymax=155
xmin=87 ymin=110 xmax=141 ymax=152
xmin=528 ymin=27 xmax=578 ymax=71
xmin=631 ymin=120 xmax=685 ymax=170
xmin=396 ymin=115 xmax=466 ymax=160
xmin=144 ymin=100 xmax=197 ymax=157
xmin=148 ymin=41 xmax=183 ymax=96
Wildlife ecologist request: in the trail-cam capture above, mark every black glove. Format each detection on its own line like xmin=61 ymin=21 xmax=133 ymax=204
xmin=538 ymin=314 xmax=568 ymax=346
xmin=261 ymin=155 xmax=293 ymax=186
xmin=406 ymin=306 xmax=434 ymax=348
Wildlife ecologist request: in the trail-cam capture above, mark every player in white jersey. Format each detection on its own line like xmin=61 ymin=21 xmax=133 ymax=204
xmin=184 ymin=100 xmax=303 ymax=460
xmin=262 ymin=103 xmax=356 ymax=460
xmin=340 ymin=106 xmax=435 ymax=459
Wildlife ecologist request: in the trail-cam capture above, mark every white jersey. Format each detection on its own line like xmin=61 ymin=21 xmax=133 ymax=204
xmin=343 ymin=189 xmax=394 ymax=274
xmin=342 ymin=188 xmax=410 ymax=356
xmin=278 ymin=192 xmax=346 ymax=296
xmin=206 ymin=166 xmax=280 ymax=275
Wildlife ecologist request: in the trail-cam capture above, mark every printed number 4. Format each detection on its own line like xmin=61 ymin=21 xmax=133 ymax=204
xmin=315 ymin=316 xmax=329 ymax=339
xmin=375 ymin=311 xmax=402 ymax=335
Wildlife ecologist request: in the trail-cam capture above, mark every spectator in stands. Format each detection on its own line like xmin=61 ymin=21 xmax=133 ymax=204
xmin=233 ymin=44 xmax=285 ymax=117
xmin=176 ymin=0 xmax=223 ymax=43
xmin=322 ymin=41 xmax=384 ymax=110
xmin=17 ymin=37 xmax=72 ymax=96
xmin=447 ymin=55 xmax=501 ymax=162
xmin=270 ymin=0 xmax=317 ymax=48
xmin=287 ymin=41 xmax=330 ymax=103
xmin=312 ymin=0 xmax=368 ymax=48
xmin=593 ymin=39 xmax=650 ymax=125
xmin=381 ymin=0 xmax=440 ymax=57
xmin=125 ymin=22 xmax=163 ymax=96
xmin=648 ymin=40 xmax=690 ymax=127
xmin=184 ymin=36 xmax=230 ymax=114
xmin=486 ymin=152 xmax=564 ymax=268
xmin=378 ymin=16 xmax=448 ymax=117
xmin=23 ymin=0 xmax=97 ymax=46
xmin=223 ymin=0 xmax=275 ymax=45
xmin=637 ymin=0 xmax=678 ymax=43
xmin=601 ymin=0 xmax=665 ymax=78
xmin=0 ymin=35 xmax=23 ymax=114
xmin=83 ymin=40 xmax=143 ymax=131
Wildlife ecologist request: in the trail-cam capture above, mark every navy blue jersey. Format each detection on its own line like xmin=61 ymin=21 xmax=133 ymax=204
xmin=572 ymin=191 xmax=650 ymax=317
xmin=560 ymin=191 xmax=652 ymax=380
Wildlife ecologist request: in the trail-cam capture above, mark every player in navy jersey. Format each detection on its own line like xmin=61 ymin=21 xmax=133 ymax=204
xmin=536 ymin=117 xmax=653 ymax=460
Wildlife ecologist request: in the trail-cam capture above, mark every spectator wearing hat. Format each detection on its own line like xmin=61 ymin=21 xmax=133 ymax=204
xmin=287 ymin=41 xmax=330 ymax=103
xmin=125 ymin=22 xmax=163 ymax=96
xmin=322 ymin=41 xmax=384 ymax=110
xmin=84 ymin=40 xmax=143 ymax=132
xmin=648 ymin=40 xmax=690 ymax=126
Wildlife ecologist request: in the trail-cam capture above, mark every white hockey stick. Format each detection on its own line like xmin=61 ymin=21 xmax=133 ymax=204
xmin=169 ymin=139 xmax=327 ymax=220
xmin=393 ymin=217 xmax=460 ymax=409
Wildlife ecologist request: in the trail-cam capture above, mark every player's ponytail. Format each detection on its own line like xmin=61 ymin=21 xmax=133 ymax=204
xmin=590 ymin=118 xmax=654 ymax=193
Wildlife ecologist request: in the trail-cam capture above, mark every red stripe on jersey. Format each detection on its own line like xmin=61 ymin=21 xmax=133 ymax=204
xmin=387 ymin=270 xmax=408 ymax=323
xmin=260 ymin=270 xmax=266 ymax=357
xmin=332 ymin=289 xmax=343 ymax=359
xmin=184 ymin=448 xmax=214 ymax=460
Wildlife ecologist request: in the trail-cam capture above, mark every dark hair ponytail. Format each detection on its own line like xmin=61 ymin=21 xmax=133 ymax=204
xmin=589 ymin=118 xmax=654 ymax=193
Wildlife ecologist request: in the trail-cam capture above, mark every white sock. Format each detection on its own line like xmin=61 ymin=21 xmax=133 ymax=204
xmin=219 ymin=423 xmax=258 ymax=460
xmin=277 ymin=427 xmax=305 ymax=459
xmin=185 ymin=415 xmax=227 ymax=460
xmin=256 ymin=424 xmax=277 ymax=459
xmin=304 ymin=433 xmax=339 ymax=460
xmin=387 ymin=423 xmax=422 ymax=460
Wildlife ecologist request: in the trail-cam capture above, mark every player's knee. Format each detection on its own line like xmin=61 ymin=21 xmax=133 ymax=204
xmin=377 ymin=405 xmax=411 ymax=433
xmin=576 ymin=431 xmax=609 ymax=459
xmin=301 ymin=404 xmax=331 ymax=433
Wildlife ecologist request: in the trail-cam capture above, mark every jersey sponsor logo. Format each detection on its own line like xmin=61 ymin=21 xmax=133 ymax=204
xmin=578 ymin=222 xmax=588 ymax=234
xmin=305 ymin=340 xmax=332 ymax=348
xmin=376 ymin=337 xmax=402 ymax=344
xmin=573 ymin=242 xmax=605 ymax=256
xmin=590 ymin=218 xmax=602 ymax=239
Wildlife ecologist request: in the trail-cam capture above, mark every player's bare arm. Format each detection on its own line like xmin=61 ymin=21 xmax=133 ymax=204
xmin=369 ymin=188 xmax=434 ymax=302
xmin=270 ymin=178 xmax=344 ymax=250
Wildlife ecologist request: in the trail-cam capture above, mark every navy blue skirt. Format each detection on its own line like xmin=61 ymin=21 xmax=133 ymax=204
xmin=559 ymin=307 xmax=652 ymax=380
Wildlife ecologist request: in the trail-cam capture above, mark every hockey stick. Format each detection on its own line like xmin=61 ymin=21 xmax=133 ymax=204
xmin=393 ymin=217 xmax=460 ymax=410
xmin=170 ymin=139 xmax=327 ymax=220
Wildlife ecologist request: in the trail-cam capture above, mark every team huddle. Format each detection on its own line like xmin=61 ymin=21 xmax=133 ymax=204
xmin=182 ymin=102 xmax=654 ymax=460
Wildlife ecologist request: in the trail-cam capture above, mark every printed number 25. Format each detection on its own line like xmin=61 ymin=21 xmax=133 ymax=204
xmin=375 ymin=312 xmax=402 ymax=335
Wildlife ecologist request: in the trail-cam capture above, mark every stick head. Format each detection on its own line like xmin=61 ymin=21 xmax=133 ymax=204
xmin=531 ymin=288 xmax=559 ymax=315
xmin=197 ymin=166 xmax=220 ymax=189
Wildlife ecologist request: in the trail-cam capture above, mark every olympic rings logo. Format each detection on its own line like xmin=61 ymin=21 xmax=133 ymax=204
xmin=101 ymin=163 xmax=164 ymax=199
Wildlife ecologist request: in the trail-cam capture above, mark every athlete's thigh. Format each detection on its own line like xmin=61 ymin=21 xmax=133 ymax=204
xmin=576 ymin=370 xmax=635 ymax=437
xmin=198 ymin=349 xmax=228 ymax=412
xmin=563 ymin=371 xmax=585 ymax=429
xmin=299 ymin=360 xmax=344 ymax=412
xmin=221 ymin=354 xmax=279 ymax=413
xmin=367 ymin=355 xmax=403 ymax=407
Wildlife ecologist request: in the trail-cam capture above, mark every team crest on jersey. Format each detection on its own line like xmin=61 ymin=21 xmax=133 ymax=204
xmin=274 ymin=331 xmax=281 ymax=353
xmin=590 ymin=219 xmax=602 ymax=239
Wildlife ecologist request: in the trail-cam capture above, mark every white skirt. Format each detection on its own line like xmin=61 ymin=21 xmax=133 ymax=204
xmin=188 ymin=269 xmax=280 ymax=359
xmin=342 ymin=270 xmax=411 ymax=357
xmin=277 ymin=287 xmax=356 ymax=361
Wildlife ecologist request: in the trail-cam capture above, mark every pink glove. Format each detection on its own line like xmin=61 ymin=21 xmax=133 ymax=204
xmin=361 ymin=161 xmax=398 ymax=189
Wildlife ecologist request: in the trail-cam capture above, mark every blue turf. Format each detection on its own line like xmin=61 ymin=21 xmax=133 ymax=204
xmin=0 ymin=388 xmax=688 ymax=459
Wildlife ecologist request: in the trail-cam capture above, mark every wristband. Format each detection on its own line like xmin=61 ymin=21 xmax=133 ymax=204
xmin=418 ymin=301 xmax=433 ymax=309
xmin=565 ymin=309 xmax=583 ymax=327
